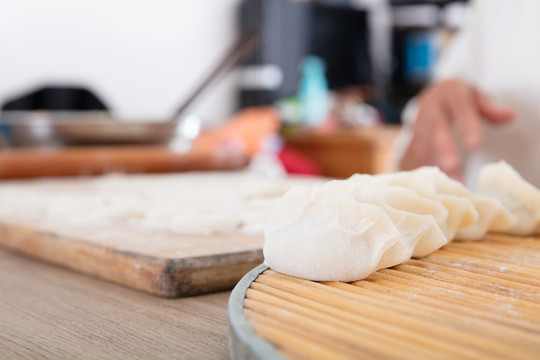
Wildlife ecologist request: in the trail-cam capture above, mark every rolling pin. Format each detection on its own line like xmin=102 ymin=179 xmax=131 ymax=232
xmin=0 ymin=146 xmax=248 ymax=179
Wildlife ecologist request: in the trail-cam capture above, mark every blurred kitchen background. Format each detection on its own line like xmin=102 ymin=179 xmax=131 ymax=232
xmin=0 ymin=0 xmax=468 ymax=178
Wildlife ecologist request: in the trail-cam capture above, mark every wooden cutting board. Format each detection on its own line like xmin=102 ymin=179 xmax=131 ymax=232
xmin=0 ymin=170 xmax=327 ymax=298
xmin=0 ymin=146 xmax=260 ymax=298
xmin=229 ymin=234 xmax=540 ymax=360
xmin=0 ymin=217 xmax=264 ymax=298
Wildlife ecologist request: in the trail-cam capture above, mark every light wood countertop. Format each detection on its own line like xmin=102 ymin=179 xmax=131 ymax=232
xmin=0 ymin=248 xmax=231 ymax=359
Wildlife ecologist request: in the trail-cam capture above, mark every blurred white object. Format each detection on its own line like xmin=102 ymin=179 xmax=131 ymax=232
xmin=343 ymin=103 xmax=380 ymax=127
xmin=238 ymin=65 xmax=283 ymax=91
xmin=440 ymin=2 xmax=468 ymax=30
xmin=248 ymin=134 xmax=287 ymax=178
xmin=169 ymin=114 xmax=201 ymax=153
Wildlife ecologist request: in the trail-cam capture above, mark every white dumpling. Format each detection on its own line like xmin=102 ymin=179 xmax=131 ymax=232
xmin=455 ymin=195 xmax=515 ymax=240
xmin=384 ymin=207 xmax=448 ymax=258
xmin=323 ymin=176 xmax=448 ymax=261
xmin=264 ymin=186 xmax=400 ymax=282
xmin=410 ymin=167 xmax=515 ymax=240
xmin=477 ymin=161 xmax=540 ymax=235
xmin=376 ymin=168 xmax=479 ymax=240
xmin=348 ymin=174 xmax=450 ymax=246
xmin=380 ymin=184 xmax=450 ymax=235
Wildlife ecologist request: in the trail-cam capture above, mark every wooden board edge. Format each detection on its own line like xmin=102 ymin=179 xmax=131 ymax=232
xmin=0 ymin=222 xmax=264 ymax=298
xmin=228 ymin=264 xmax=286 ymax=360
xmin=0 ymin=222 xmax=170 ymax=294
xmin=163 ymin=250 xmax=264 ymax=298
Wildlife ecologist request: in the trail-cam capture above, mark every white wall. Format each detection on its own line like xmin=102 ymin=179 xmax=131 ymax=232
xmin=0 ymin=0 xmax=242 ymax=124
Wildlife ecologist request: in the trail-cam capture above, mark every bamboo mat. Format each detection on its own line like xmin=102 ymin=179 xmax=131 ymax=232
xmin=228 ymin=234 xmax=540 ymax=360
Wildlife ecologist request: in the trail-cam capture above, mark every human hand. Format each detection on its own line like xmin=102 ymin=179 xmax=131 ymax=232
xmin=400 ymin=79 xmax=514 ymax=180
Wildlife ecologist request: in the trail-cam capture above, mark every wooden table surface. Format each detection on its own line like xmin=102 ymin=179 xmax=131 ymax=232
xmin=0 ymin=248 xmax=231 ymax=359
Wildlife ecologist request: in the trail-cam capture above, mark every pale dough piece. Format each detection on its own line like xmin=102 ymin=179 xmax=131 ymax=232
xmin=377 ymin=168 xmax=479 ymax=240
xmin=410 ymin=167 xmax=515 ymax=240
xmin=377 ymin=207 xmax=446 ymax=265
xmin=264 ymin=186 xmax=400 ymax=282
xmin=348 ymin=174 xmax=450 ymax=251
xmin=0 ymin=171 xmax=327 ymax=235
xmin=264 ymin=164 xmax=535 ymax=282
xmin=455 ymin=195 xmax=515 ymax=240
xmin=477 ymin=161 xmax=540 ymax=235
xmin=264 ymin=175 xmax=450 ymax=282
xmin=323 ymin=176 xmax=448 ymax=260
xmin=47 ymin=192 xmax=146 ymax=223
xmin=381 ymin=184 xmax=450 ymax=234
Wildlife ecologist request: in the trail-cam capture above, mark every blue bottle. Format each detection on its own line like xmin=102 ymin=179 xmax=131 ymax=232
xmin=298 ymin=56 xmax=329 ymax=127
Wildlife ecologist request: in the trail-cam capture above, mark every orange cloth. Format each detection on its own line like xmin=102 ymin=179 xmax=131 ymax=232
xmin=192 ymin=106 xmax=280 ymax=156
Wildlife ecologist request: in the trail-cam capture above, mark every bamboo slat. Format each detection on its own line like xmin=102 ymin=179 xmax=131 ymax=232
xmin=230 ymin=234 xmax=540 ymax=360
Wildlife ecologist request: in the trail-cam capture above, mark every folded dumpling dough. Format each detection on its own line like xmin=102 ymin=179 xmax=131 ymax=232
xmin=264 ymin=175 xmax=451 ymax=282
xmin=477 ymin=161 xmax=540 ymax=235
xmin=375 ymin=167 xmax=515 ymax=240
xmin=264 ymin=186 xmax=400 ymax=282
xmin=406 ymin=167 xmax=515 ymax=240
xmin=376 ymin=168 xmax=479 ymax=241
xmin=455 ymin=195 xmax=515 ymax=240
xmin=323 ymin=175 xmax=448 ymax=260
